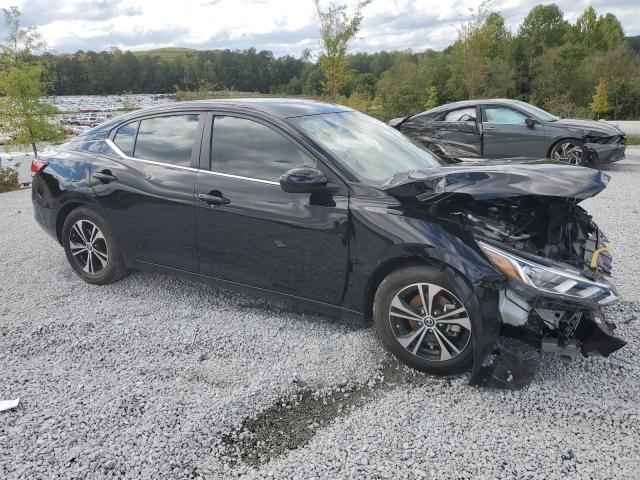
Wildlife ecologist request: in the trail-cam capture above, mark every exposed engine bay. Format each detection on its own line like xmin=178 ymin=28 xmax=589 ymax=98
xmin=383 ymin=161 xmax=627 ymax=388
xmin=455 ymin=197 xmax=612 ymax=281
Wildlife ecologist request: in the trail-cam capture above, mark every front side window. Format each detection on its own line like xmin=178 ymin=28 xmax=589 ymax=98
xmin=444 ymin=107 xmax=476 ymax=122
xmin=113 ymin=121 xmax=138 ymax=156
xmin=484 ymin=107 xmax=528 ymax=125
xmin=134 ymin=114 xmax=200 ymax=166
xmin=211 ymin=116 xmax=316 ymax=181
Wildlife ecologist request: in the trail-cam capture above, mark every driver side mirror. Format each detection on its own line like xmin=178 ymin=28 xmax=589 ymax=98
xmin=280 ymin=167 xmax=328 ymax=194
xmin=525 ymin=117 xmax=537 ymax=128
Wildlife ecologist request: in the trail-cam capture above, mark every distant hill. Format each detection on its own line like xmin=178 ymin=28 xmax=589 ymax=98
xmin=132 ymin=47 xmax=198 ymax=59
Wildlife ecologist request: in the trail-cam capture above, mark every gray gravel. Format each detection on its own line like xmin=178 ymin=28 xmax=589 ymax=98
xmin=1 ymin=156 xmax=639 ymax=479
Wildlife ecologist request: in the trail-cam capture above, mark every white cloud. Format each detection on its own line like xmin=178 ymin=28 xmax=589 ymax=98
xmin=1 ymin=0 xmax=638 ymax=55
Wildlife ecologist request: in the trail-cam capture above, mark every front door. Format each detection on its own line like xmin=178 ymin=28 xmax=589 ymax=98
xmin=481 ymin=105 xmax=548 ymax=158
xmin=90 ymin=113 xmax=204 ymax=272
xmin=194 ymin=114 xmax=350 ymax=305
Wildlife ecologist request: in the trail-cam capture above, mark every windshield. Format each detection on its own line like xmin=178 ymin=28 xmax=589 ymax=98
xmin=290 ymin=111 xmax=443 ymax=184
xmin=513 ymin=101 xmax=560 ymax=122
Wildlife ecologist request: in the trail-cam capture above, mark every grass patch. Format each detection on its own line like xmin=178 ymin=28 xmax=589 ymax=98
xmin=626 ymin=135 xmax=640 ymax=145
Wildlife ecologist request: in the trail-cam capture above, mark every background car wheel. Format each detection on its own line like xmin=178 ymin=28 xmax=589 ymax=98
xmin=550 ymin=139 xmax=586 ymax=165
xmin=373 ymin=265 xmax=475 ymax=375
xmin=62 ymin=207 xmax=127 ymax=285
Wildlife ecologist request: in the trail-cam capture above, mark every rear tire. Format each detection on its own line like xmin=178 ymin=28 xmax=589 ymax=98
xmin=62 ymin=207 xmax=127 ymax=285
xmin=373 ymin=265 xmax=476 ymax=375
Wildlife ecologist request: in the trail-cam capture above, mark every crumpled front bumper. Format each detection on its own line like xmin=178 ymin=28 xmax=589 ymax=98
xmin=468 ymin=276 xmax=626 ymax=389
xmin=585 ymin=142 xmax=626 ymax=164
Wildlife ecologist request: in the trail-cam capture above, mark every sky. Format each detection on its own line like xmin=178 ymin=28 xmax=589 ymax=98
xmin=1 ymin=0 xmax=639 ymax=57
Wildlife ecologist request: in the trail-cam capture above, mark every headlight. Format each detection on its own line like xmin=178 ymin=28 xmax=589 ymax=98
xmin=479 ymin=241 xmax=617 ymax=305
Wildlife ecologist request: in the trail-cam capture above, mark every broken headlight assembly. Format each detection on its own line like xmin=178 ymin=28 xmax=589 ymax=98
xmin=479 ymin=241 xmax=618 ymax=306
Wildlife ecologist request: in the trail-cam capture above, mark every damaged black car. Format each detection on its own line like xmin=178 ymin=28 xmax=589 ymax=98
xmin=390 ymin=99 xmax=626 ymax=166
xmin=31 ymin=99 xmax=625 ymax=385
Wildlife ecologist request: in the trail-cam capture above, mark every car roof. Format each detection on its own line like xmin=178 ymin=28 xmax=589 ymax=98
xmin=88 ymin=98 xmax=353 ymax=136
xmin=420 ymin=98 xmax=526 ymax=115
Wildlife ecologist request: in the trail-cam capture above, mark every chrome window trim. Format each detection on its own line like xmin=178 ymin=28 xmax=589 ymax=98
xmin=198 ymin=169 xmax=279 ymax=185
xmin=105 ymin=139 xmax=279 ymax=186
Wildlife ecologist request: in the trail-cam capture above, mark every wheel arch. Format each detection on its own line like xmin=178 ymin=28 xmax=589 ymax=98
xmin=56 ymin=202 xmax=86 ymax=245
xmin=547 ymin=136 xmax=584 ymax=159
xmin=362 ymin=255 xmax=474 ymax=324
xmin=55 ymin=200 xmax=107 ymax=245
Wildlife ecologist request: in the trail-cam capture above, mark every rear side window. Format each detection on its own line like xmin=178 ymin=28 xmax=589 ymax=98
xmin=484 ymin=107 xmax=528 ymax=124
xmin=444 ymin=107 xmax=476 ymax=122
xmin=211 ymin=116 xmax=316 ymax=181
xmin=113 ymin=121 xmax=138 ymax=156
xmin=134 ymin=115 xmax=200 ymax=167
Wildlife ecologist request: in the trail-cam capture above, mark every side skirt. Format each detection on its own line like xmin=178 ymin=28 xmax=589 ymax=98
xmin=131 ymin=259 xmax=366 ymax=324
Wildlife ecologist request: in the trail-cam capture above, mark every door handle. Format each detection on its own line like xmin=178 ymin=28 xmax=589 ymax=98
xmin=196 ymin=192 xmax=230 ymax=206
xmin=92 ymin=171 xmax=118 ymax=183
xmin=483 ymin=126 xmax=497 ymax=131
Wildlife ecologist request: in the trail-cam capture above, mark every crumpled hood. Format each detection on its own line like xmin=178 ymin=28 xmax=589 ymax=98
xmin=552 ymin=118 xmax=623 ymax=136
xmin=382 ymin=159 xmax=610 ymax=201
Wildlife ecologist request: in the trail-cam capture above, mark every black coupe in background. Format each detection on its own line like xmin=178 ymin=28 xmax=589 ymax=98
xmin=31 ymin=99 xmax=624 ymax=386
xmin=390 ymin=99 xmax=626 ymax=166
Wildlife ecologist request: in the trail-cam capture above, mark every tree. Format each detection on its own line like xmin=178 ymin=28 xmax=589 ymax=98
xmin=448 ymin=1 xmax=492 ymax=99
xmin=590 ymin=80 xmax=610 ymax=118
xmin=0 ymin=5 xmax=44 ymax=68
xmin=0 ymin=7 xmax=64 ymax=157
xmin=0 ymin=65 xmax=65 ymax=156
xmin=571 ymin=7 xmax=624 ymax=51
xmin=423 ymin=85 xmax=438 ymax=109
xmin=518 ymin=3 xmax=568 ymax=54
xmin=376 ymin=56 xmax=428 ymax=119
xmin=314 ymin=0 xmax=371 ymax=101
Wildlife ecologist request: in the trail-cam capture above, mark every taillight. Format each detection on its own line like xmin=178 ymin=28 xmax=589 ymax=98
xmin=31 ymin=158 xmax=48 ymax=176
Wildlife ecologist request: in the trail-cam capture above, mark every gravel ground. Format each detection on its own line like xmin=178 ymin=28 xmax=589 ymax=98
xmin=1 ymin=156 xmax=639 ymax=479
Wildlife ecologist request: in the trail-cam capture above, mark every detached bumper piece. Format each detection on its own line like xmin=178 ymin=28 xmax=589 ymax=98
xmin=576 ymin=312 xmax=627 ymax=357
xmin=470 ymin=347 xmax=537 ymax=390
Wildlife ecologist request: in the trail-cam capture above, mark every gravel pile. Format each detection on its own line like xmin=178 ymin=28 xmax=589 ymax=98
xmin=1 ymin=155 xmax=639 ymax=479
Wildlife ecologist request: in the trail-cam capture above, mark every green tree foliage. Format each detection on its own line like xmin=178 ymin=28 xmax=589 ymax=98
xmin=0 ymin=7 xmax=64 ymax=157
xmin=0 ymin=65 xmax=65 ymax=156
xmin=423 ymin=85 xmax=438 ymax=109
xmin=590 ymin=80 xmax=610 ymax=118
xmin=3 ymin=3 xmax=639 ymax=123
xmin=0 ymin=165 xmax=19 ymax=192
xmin=518 ymin=4 xmax=568 ymax=54
xmin=0 ymin=5 xmax=44 ymax=68
xmin=376 ymin=55 xmax=428 ymax=119
xmin=313 ymin=0 xmax=371 ymax=101
xmin=447 ymin=5 xmax=515 ymax=100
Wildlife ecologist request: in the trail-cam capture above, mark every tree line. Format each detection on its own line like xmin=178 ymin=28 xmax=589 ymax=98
xmin=7 ymin=2 xmax=640 ymax=124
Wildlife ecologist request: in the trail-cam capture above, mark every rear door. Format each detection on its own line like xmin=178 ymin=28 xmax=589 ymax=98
xmin=90 ymin=112 xmax=204 ymax=272
xmin=194 ymin=113 xmax=350 ymax=305
xmin=435 ymin=107 xmax=482 ymax=157
xmin=481 ymin=105 xmax=547 ymax=158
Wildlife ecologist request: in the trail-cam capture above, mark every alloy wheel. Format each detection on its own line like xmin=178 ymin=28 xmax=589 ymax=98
xmin=552 ymin=141 xmax=584 ymax=165
xmin=388 ymin=283 xmax=472 ymax=362
xmin=68 ymin=219 xmax=109 ymax=275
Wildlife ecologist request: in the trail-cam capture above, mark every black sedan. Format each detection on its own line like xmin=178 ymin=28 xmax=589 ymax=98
xmin=31 ymin=99 xmax=625 ymax=385
xmin=390 ymin=99 xmax=626 ymax=166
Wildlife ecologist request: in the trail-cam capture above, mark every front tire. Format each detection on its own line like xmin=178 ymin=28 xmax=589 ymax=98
xmin=550 ymin=139 xmax=586 ymax=165
xmin=62 ymin=207 xmax=127 ymax=285
xmin=373 ymin=265 xmax=476 ymax=375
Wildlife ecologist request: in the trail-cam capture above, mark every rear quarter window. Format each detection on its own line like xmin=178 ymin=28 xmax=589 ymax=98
xmin=113 ymin=121 xmax=138 ymax=156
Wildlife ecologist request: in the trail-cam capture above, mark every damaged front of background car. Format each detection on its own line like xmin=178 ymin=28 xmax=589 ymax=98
xmin=379 ymin=160 xmax=626 ymax=388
